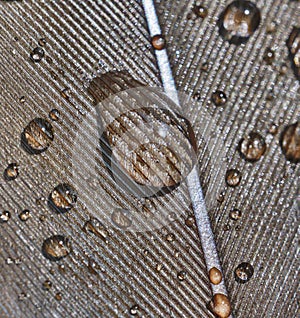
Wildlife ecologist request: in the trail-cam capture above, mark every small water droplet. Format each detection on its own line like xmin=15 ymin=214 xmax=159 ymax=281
xmin=18 ymin=292 xmax=27 ymax=301
xmin=48 ymin=183 xmax=77 ymax=213
xmin=54 ymin=292 xmax=62 ymax=301
xmin=208 ymin=294 xmax=231 ymax=318
xmin=209 ymin=267 xmax=222 ymax=285
xmin=83 ymin=217 xmax=109 ymax=243
xmin=4 ymin=163 xmax=19 ymax=181
xmin=111 ymin=208 xmax=132 ymax=229
xmin=61 ymin=88 xmax=72 ymax=100
xmin=87 ymin=258 xmax=99 ymax=275
xmin=279 ymin=122 xmax=300 ymax=163
xmin=201 ymin=62 xmax=209 ymax=72
xmin=268 ymin=122 xmax=278 ymax=135
xmin=129 ymin=304 xmax=139 ymax=315
xmin=38 ymin=38 xmax=47 ymax=47
xmin=19 ymin=209 xmax=31 ymax=222
xmin=212 ymin=91 xmax=227 ymax=106
xmin=166 ymin=233 xmax=175 ymax=242
xmin=238 ymin=132 xmax=266 ymax=162
xmin=263 ymin=48 xmax=275 ymax=65
xmin=217 ymin=191 xmax=226 ymax=203
xmin=234 ymin=262 xmax=254 ymax=283
xmin=30 ymin=47 xmax=45 ymax=63
xmin=156 ymin=263 xmax=164 ymax=272
xmin=19 ymin=96 xmax=26 ymax=103
xmin=218 ymin=1 xmax=261 ymax=44
xmin=193 ymin=5 xmax=208 ymax=18
xmin=21 ymin=118 xmax=54 ymax=154
xmin=225 ymin=169 xmax=241 ymax=187
xmin=49 ymin=109 xmax=60 ymax=121
xmin=266 ymin=21 xmax=277 ymax=34
xmin=151 ymin=34 xmax=165 ymax=50
xmin=6 ymin=257 xmax=14 ymax=265
xmin=229 ymin=209 xmax=242 ymax=221
xmin=0 ymin=211 xmax=11 ymax=223
xmin=15 ymin=258 xmax=22 ymax=265
xmin=42 ymin=235 xmax=72 ymax=261
xmin=177 ymin=270 xmax=187 ymax=281
xmin=42 ymin=279 xmax=52 ymax=291
xmin=287 ymin=27 xmax=300 ymax=80
xmin=185 ymin=216 xmax=195 ymax=227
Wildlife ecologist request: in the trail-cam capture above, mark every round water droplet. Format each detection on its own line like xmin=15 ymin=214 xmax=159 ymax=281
xmin=111 ymin=208 xmax=132 ymax=229
xmin=238 ymin=132 xmax=266 ymax=162
xmin=4 ymin=163 xmax=19 ymax=181
xmin=185 ymin=216 xmax=195 ymax=227
xmin=54 ymin=292 xmax=62 ymax=301
xmin=129 ymin=304 xmax=139 ymax=315
xmin=19 ymin=96 xmax=26 ymax=103
xmin=42 ymin=279 xmax=52 ymax=291
xmin=193 ymin=5 xmax=208 ymax=18
xmin=0 ymin=211 xmax=11 ymax=223
xmin=48 ymin=183 xmax=77 ymax=213
xmin=209 ymin=267 xmax=222 ymax=285
xmin=151 ymin=34 xmax=165 ymax=50
xmin=268 ymin=122 xmax=278 ymax=135
xmin=166 ymin=233 xmax=175 ymax=242
xmin=177 ymin=270 xmax=187 ymax=281
xmin=212 ymin=91 xmax=227 ymax=106
xmin=38 ymin=38 xmax=47 ymax=47
xmin=218 ymin=1 xmax=261 ymax=44
xmin=229 ymin=208 xmax=242 ymax=220
xmin=225 ymin=169 xmax=241 ymax=187
xmin=279 ymin=122 xmax=300 ymax=163
xmin=42 ymin=235 xmax=72 ymax=261
xmin=208 ymin=293 xmax=231 ymax=318
xmin=21 ymin=118 xmax=54 ymax=154
xmin=19 ymin=209 xmax=31 ymax=222
xmin=234 ymin=262 xmax=254 ymax=283
xmin=30 ymin=47 xmax=45 ymax=63
xmin=49 ymin=109 xmax=60 ymax=121
xmin=263 ymin=48 xmax=275 ymax=65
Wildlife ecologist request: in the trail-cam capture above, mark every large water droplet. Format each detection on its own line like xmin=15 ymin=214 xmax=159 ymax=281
xmin=21 ymin=118 xmax=54 ymax=154
xmin=48 ymin=184 xmax=77 ymax=213
xmin=212 ymin=90 xmax=227 ymax=106
xmin=234 ymin=262 xmax=254 ymax=283
xmin=218 ymin=1 xmax=261 ymax=44
xmin=238 ymin=132 xmax=266 ymax=162
xmin=287 ymin=27 xmax=300 ymax=81
xmin=280 ymin=122 xmax=300 ymax=163
xmin=42 ymin=235 xmax=72 ymax=261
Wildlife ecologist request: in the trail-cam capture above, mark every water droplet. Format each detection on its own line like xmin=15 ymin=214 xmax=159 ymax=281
xmin=225 ymin=169 xmax=241 ymax=187
xmin=49 ymin=109 xmax=60 ymax=121
xmin=4 ymin=163 xmax=19 ymax=181
xmin=151 ymin=34 xmax=165 ymax=50
xmin=61 ymin=87 xmax=72 ymax=100
xmin=54 ymin=292 xmax=62 ymax=301
xmin=42 ymin=235 xmax=72 ymax=261
xmin=111 ymin=208 xmax=132 ymax=229
xmin=87 ymin=258 xmax=99 ymax=275
xmin=209 ymin=267 xmax=222 ymax=285
xmin=166 ymin=233 xmax=175 ymax=242
xmin=42 ymin=280 xmax=52 ymax=291
xmin=6 ymin=257 xmax=14 ymax=265
xmin=268 ymin=122 xmax=278 ymax=135
xmin=48 ymin=183 xmax=77 ymax=213
xmin=18 ymin=292 xmax=27 ymax=301
xmin=83 ymin=217 xmax=109 ymax=243
xmin=287 ymin=27 xmax=300 ymax=80
xmin=263 ymin=48 xmax=275 ymax=65
xmin=21 ymin=118 xmax=54 ymax=154
xmin=185 ymin=216 xmax=195 ymax=227
xmin=266 ymin=21 xmax=277 ymax=34
xmin=193 ymin=5 xmax=208 ymax=18
xmin=229 ymin=208 xmax=242 ymax=220
xmin=19 ymin=209 xmax=31 ymax=222
xmin=19 ymin=96 xmax=26 ymax=103
xmin=30 ymin=47 xmax=45 ymax=63
xmin=234 ymin=262 xmax=254 ymax=283
xmin=15 ymin=258 xmax=22 ymax=265
xmin=238 ymin=132 xmax=266 ymax=162
xmin=218 ymin=1 xmax=261 ymax=44
xmin=217 ymin=191 xmax=226 ymax=203
xmin=177 ymin=270 xmax=187 ymax=281
xmin=38 ymin=38 xmax=47 ymax=47
xmin=280 ymin=122 xmax=300 ymax=163
xmin=201 ymin=62 xmax=209 ymax=72
xmin=212 ymin=91 xmax=227 ymax=106
xmin=208 ymin=294 xmax=231 ymax=318
xmin=0 ymin=211 xmax=11 ymax=223
xmin=129 ymin=304 xmax=139 ymax=315
xmin=156 ymin=263 xmax=164 ymax=272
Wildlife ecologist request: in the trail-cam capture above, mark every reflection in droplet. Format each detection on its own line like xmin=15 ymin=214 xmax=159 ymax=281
xmin=280 ymin=122 xmax=300 ymax=163
xmin=0 ymin=211 xmax=11 ymax=223
xmin=83 ymin=217 xmax=109 ymax=243
xmin=21 ymin=118 xmax=54 ymax=154
xmin=111 ymin=208 xmax=132 ymax=229
xmin=4 ymin=163 xmax=19 ymax=181
xmin=238 ymin=132 xmax=266 ymax=162
xmin=30 ymin=47 xmax=45 ymax=63
xmin=218 ymin=1 xmax=261 ymax=44
xmin=225 ymin=169 xmax=241 ymax=187
xmin=234 ymin=262 xmax=254 ymax=283
xmin=48 ymin=183 xmax=77 ymax=213
xmin=212 ymin=91 xmax=227 ymax=106
xmin=42 ymin=235 xmax=72 ymax=261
